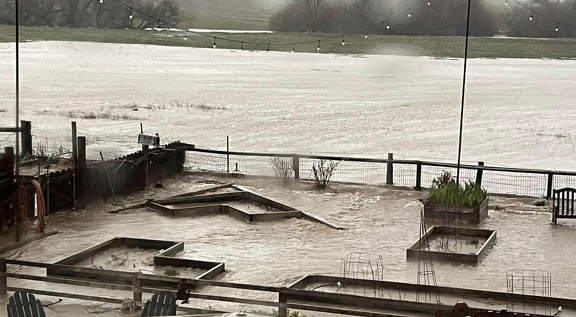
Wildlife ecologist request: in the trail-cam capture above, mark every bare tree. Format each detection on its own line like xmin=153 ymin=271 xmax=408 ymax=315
xmin=306 ymin=0 xmax=322 ymax=32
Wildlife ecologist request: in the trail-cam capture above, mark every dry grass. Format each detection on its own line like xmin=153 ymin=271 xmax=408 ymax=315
xmin=36 ymin=109 xmax=144 ymax=121
xmin=113 ymin=100 xmax=229 ymax=111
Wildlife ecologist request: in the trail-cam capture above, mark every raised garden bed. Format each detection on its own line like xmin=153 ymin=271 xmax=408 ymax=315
xmin=48 ymin=237 xmax=225 ymax=287
xmin=422 ymin=197 xmax=489 ymax=225
xmin=406 ymin=226 xmax=496 ymax=264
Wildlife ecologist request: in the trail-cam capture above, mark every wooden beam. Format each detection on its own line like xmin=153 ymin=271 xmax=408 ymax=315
xmin=188 ymin=293 xmax=278 ymax=307
xmin=287 ymin=302 xmax=417 ymax=317
xmin=6 ymin=286 xmax=122 ymax=304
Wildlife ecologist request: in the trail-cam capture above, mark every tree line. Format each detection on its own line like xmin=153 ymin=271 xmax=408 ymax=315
xmin=270 ymin=0 xmax=576 ymax=38
xmin=0 ymin=0 xmax=180 ymax=29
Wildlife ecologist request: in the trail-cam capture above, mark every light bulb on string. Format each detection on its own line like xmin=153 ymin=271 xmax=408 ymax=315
xmin=364 ymin=33 xmax=368 ymax=39
xmin=427 ymin=1 xmax=431 ymax=5
xmin=291 ymin=44 xmax=295 ymax=53
xmin=184 ymin=35 xmax=187 ymax=41
xmin=386 ymin=25 xmax=390 ymax=30
xmin=555 ymin=26 xmax=559 ymax=32
xmin=505 ymin=0 xmax=508 ymax=5
xmin=99 ymin=0 xmax=103 ymax=3
xmin=342 ymin=36 xmax=345 ymax=46
xmin=129 ymin=8 xmax=133 ymax=19
xmin=408 ymin=13 xmax=412 ymax=18
xmin=529 ymin=13 xmax=533 ymax=20
xmin=317 ymin=41 xmax=320 ymax=51
xmin=213 ymin=38 xmax=217 ymax=49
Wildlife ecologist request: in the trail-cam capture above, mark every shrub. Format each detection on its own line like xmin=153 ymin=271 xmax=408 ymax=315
xmin=164 ymin=267 xmax=180 ymax=276
xmin=271 ymin=157 xmax=293 ymax=180
xmin=429 ymin=171 xmax=487 ymax=206
xmin=311 ymin=159 xmax=339 ymax=190
xmin=535 ymin=200 xmax=547 ymax=207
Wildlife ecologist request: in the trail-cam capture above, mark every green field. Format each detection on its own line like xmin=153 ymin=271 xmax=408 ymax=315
xmin=1 ymin=25 xmax=576 ymax=59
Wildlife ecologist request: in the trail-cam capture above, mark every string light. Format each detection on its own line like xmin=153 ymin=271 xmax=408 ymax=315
xmin=341 ymin=36 xmax=345 ymax=46
xmin=317 ymin=41 xmax=320 ymax=51
xmin=129 ymin=7 xmax=133 ymax=19
xmin=555 ymin=26 xmax=559 ymax=32
xmin=386 ymin=25 xmax=390 ymax=30
xmin=408 ymin=13 xmax=412 ymax=18
xmin=184 ymin=35 xmax=187 ymax=41
xmin=212 ymin=38 xmax=216 ymax=49
xmin=427 ymin=1 xmax=431 ymax=5
xmin=529 ymin=12 xmax=533 ymax=20
xmin=364 ymin=33 xmax=368 ymax=39
xmin=99 ymin=0 xmax=103 ymax=3
xmin=505 ymin=0 xmax=508 ymax=5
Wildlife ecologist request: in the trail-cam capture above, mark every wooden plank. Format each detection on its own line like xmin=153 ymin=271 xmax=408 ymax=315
xmin=5 ymin=259 xmax=137 ymax=279
xmin=287 ymin=302 xmax=417 ymax=317
xmin=0 ymin=230 xmax=59 ymax=255
xmin=54 ymin=238 xmax=117 ymax=265
xmin=2 ymin=272 xmax=134 ymax=291
xmin=6 ymin=286 xmax=122 ymax=304
xmin=188 ymin=293 xmax=278 ymax=307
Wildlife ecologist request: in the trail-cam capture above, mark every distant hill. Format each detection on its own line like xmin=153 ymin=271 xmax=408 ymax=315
xmin=178 ymin=0 xmax=287 ymax=30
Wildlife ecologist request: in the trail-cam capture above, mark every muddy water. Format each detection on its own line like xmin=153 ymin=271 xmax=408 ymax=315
xmin=2 ymin=175 xmax=576 ymax=314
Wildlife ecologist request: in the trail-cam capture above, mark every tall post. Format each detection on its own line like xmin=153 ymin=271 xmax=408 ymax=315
xmin=133 ymin=272 xmax=142 ymax=311
xmin=71 ymin=122 xmax=78 ymax=209
xmin=20 ymin=120 xmax=32 ymax=157
xmin=77 ymin=136 xmax=87 ymax=208
xmin=0 ymin=258 xmax=7 ymax=294
xmin=14 ymin=0 xmax=20 ymax=218
xmin=546 ymin=172 xmax=554 ymax=199
xmin=293 ymin=156 xmax=300 ymax=180
xmin=456 ymin=0 xmax=473 ymax=186
xmin=278 ymin=292 xmax=288 ymax=317
xmin=226 ymin=136 xmax=230 ymax=173
xmin=475 ymin=161 xmax=484 ymax=186
xmin=386 ymin=153 xmax=394 ymax=185
xmin=415 ymin=163 xmax=422 ymax=190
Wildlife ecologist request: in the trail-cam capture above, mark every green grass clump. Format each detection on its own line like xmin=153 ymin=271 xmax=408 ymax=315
xmin=428 ymin=171 xmax=487 ymax=206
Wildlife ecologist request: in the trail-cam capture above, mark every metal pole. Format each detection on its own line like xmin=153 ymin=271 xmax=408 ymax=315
xmin=71 ymin=122 xmax=77 ymax=209
xmin=226 ymin=136 xmax=230 ymax=173
xmin=456 ymin=0 xmax=473 ymax=185
xmin=14 ymin=0 xmax=20 ymax=192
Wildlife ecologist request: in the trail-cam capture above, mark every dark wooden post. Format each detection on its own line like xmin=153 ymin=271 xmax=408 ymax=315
xmin=415 ymin=163 xmax=422 ymax=190
xmin=71 ymin=122 xmax=78 ymax=168
xmin=20 ymin=120 xmax=32 ymax=157
xmin=278 ymin=292 xmax=288 ymax=317
xmin=293 ymin=156 xmax=300 ymax=180
xmin=386 ymin=153 xmax=394 ymax=185
xmin=143 ymin=146 xmax=149 ymax=189
xmin=133 ymin=272 xmax=142 ymax=311
xmin=77 ymin=137 xmax=87 ymax=209
xmin=0 ymin=258 xmax=7 ymax=294
xmin=546 ymin=172 xmax=554 ymax=199
xmin=226 ymin=136 xmax=230 ymax=173
xmin=475 ymin=161 xmax=484 ymax=186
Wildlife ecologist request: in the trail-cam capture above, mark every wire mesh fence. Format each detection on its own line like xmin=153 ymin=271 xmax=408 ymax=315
xmin=184 ymin=149 xmax=576 ymax=198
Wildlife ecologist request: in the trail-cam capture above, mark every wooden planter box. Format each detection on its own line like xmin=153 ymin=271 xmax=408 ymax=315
xmin=422 ymin=197 xmax=489 ymax=224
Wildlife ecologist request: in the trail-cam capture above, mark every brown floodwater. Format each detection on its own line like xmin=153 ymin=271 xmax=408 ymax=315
xmin=1 ymin=174 xmax=575 ymax=315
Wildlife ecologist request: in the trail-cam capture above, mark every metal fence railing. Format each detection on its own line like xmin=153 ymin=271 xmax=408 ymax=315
xmin=183 ymin=146 xmax=576 ymax=198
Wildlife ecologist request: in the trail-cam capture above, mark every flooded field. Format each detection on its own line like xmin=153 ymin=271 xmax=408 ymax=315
xmin=1 ymin=174 xmax=575 ymax=315
xmin=0 ymin=41 xmax=576 ymax=171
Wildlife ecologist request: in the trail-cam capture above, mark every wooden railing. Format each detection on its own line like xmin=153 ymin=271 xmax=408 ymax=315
xmin=0 ymin=257 xmax=522 ymax=317
xmin=182 ymin=144 xmax=576 ymax=198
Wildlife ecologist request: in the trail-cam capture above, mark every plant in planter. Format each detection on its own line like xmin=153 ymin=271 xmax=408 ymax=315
xmin=424 ymin=171 xmax=489 ymax=224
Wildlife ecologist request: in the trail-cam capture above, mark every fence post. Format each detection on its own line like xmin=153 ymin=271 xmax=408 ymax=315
xmin=226 ymin=136 xmax=230 ymax=173
xmin=546 ymin=172 xmax=554 ymax=199
xmin=0 ymin=258 xmax=6 ymax=294
xmin=475 ymin=161 xmax=484 ymax=186
xmin=278 ymin=292 xmax=288 ymax=317
xmin=20 ymin=120 xmax=32 ymax=157
xmin=293 ymin=156 xmax=300 ymax=180
xmin=386 ymin=153 xmax=394 ymax=185
xmin=133 ymin=272 xmax=142 ymax=311
xmin=415 ymin=163 xmax=422 ymax=190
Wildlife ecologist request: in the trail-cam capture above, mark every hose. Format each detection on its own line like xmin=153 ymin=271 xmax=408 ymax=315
xmin=19 ymin=180 xmax=46 ymax=233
